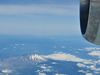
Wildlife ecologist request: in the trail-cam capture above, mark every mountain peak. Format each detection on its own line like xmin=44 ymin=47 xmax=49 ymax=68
xmin=29 ymin=54 xmax=46 ymax=62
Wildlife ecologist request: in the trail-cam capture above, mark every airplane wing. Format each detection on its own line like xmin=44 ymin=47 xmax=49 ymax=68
xmin=80 ymin=0 xmax=100 ymax=45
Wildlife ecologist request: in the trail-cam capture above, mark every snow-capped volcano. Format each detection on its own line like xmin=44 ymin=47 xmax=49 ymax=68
xmin=29 ymin=54 xmax=47 ymax=62
xmin=20 ymin=54 xmax=47 ymax=64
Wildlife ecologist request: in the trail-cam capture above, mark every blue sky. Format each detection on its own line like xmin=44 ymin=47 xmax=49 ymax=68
xmin=0 ymin=0 xmax=80 ymax=36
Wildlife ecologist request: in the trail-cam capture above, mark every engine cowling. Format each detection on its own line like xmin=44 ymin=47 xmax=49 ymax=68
xmin=80 ymin=0 xmax=100 ymax=45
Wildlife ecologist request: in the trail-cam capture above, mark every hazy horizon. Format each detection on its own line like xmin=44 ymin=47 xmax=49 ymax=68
xmin=0 ymin=0 xmax=80 ymax=36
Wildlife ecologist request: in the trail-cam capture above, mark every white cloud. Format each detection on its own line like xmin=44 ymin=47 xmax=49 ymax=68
xmin=77 ymin=63 xmax=86 ymax=68
xmin=43 ymin=52 xmax=92 ymax=64
xmin=89 ymin=66 xmax=100 ymax=71
xmin=35 ymin=70 xmax=40 ymax=72
xmin=78 ymin=70 xmax=85 ymax=73
xmin=51 ymin=62 xmax=57 ymax=64
xmin=48 ymin=66 xmax=53 ymax=68
xmin=84 ymin=47 xmax=100 ymax=51
xmin=85 ymin=73 xmax=93 ymax=75
xmin=89 ymin=65 xmax=96 ymax=71
xmin=42 ymin=52 xmax=100 ymax=74
xmin=85 ymin=47 xmax=96 ymax=50
xmin=43 ymin=69 xmax=51 ymax=72
xmin=39 ymin=65 xmax=52 ymax=72
xmin=2 ymin=69 xmax=12 ymax=73
xmin=55 ymin=74 xmax=67 ymax=75
xmin=78 ymin=47 xmax=100 ymax=52
xmin=88 ymin=51 xmax=100 ymax=57
xmin=0 ymin=4 xmax=78 ymax=16
xmin=39 ymin=72 xmax=46 ymax=75
xmin=40 ymin=66 xmax=47 ymax=69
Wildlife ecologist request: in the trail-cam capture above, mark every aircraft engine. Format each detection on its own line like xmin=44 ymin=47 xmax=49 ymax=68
xmin=80 ymin=0 xmax=100 ymax=45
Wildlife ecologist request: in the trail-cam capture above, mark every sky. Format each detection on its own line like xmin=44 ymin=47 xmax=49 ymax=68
xmin=0 ymin=0 xmax=80 ymax=36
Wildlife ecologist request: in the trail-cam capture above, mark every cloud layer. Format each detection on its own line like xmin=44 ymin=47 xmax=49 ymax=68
xmin=0 ymin=4 xmax=78 ymax=16
xmin=43 ymin=52 xmax=92 ymax=64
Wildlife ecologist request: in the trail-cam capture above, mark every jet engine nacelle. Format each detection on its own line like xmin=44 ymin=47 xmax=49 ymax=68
xmin=80 ymin=0 xmax=100 ymax=45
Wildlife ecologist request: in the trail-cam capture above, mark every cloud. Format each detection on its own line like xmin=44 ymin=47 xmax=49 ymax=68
xmin=85 ymin=73 xmax=93 ymax=75
xmin=0 ymin=4 xmax=78 ymax=16
xmin=85 ymin=47 xmax=100 ymax=51
xmin=88 ymin=65 xmax=100 ymax=71
xmin=40 ymin=66 xmax=47 ymax=69
xmin=39 ymin=72 xmax=46 ymax=75
xmin=78 ymin=47 xmax=100 ymax=51
xmin=88 ymin=51 xmax=100 ymax=57
xmin=39 ymin=65 xmax=52 ymax=73
xmin=43 ymin=69 xmax=51 ymax=72
xmin=36 ymin=64 xmax=53 ymax=75
xmin=42 ymin=52 xmax=100 ymax=74
xmin=85 ymin=47 xmax=96 ymax=51
xmin=43 ymin=52 xmax=92 ymax=64
xmin=84 ymin=47 xmax=100 ymax=51
xmin=77 ymin=63 xmax=86 ymax=68
xmin=78 ymin=70 xmax=85 ymax=73
xmin=55 ymin=74 xmax=67 ymax=75
xmin=2 ymin=69 xmax=12 ymax=73
xmin=51 ymin=62 xmax=57 ymax=64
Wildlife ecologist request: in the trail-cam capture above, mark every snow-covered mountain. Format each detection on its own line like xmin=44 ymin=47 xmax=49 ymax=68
xmin=20 ymin=54 xmax=47 ymax=64
xmin=29 ymin=54 xmax=47 ymax=62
